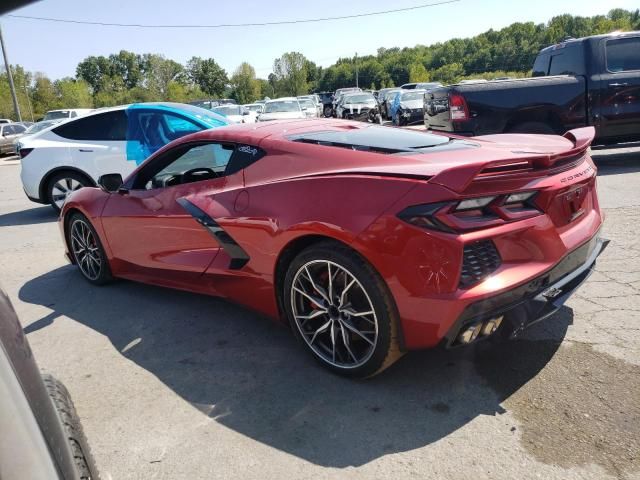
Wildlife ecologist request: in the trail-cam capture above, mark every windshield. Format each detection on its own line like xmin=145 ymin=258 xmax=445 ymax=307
xmin=383 ymin=90 xmax=401 ymax=100
xmin=213 ymin=105 xmax=242 ymax=116
xmin=43 ymin=111 xmax=70 ymax=120
xmin=299 ymin=99 xmax=315 ymax=109
xmin=26 ymin=121 xmax=57 ymax=134
xmin=401 ymin=91 xmax=424 ymax=101
xmin=265 ymin=101 xmax=301 ymax=113
xmin=345 ymin=94 xmax=376 ymax=104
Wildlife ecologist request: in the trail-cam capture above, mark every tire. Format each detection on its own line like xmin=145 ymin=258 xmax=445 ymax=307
xmin=68 ymin=212 xmax=113 ymax=285
xmin=43 ymin=375 xmax=100 ymax=480
xmin=323 ymin=106 xmax=332 ymax=118
xmin=507 ymin=122 xmax=556 ymax=135
xmin=46 ymin=171 xmax=92 ymax=213
xmin=283 ymin=241 xmax=403 ymax=378
xmin=394 ymin=112 xmax=404 ymax=126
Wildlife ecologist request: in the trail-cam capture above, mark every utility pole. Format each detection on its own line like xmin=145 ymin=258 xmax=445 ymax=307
xmin=355 ymin=52 xmax=359 ymax=88
xmin=23 ymin=83 xmax=34 ymax=122
xmin=0 ymin=24 xmax=22 ymax=122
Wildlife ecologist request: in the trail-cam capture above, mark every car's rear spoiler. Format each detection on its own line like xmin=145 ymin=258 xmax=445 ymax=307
xmin=429 ymin=126 xmax=595 ymax=193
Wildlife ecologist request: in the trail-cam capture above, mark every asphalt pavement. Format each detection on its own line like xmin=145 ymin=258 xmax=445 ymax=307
xmin=0 ymin=147 xmax=638 ymax=480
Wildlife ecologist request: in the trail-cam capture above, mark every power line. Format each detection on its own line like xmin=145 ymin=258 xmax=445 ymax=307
xmin=6 ymin=0 xmax=460 ymax=29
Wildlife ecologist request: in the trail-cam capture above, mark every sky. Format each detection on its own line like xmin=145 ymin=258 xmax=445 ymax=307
xmin=1 ymin=0 xmax=638 ymax=80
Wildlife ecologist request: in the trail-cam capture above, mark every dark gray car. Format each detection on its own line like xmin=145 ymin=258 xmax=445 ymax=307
xmin=0 ymin=288 xmax=99 ymax=479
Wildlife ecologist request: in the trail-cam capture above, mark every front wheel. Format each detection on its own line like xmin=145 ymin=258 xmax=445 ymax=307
xmin=323 ymin=106 xmax=332 ymax=118
xmin=68 ymin=213 xmax=113 ymax=285
xmin=283 ymin=242 xmax=402 ymax=378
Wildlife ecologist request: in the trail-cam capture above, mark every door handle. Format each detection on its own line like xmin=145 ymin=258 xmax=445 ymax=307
xmin=609 ymin=82 xmax=628 ymax=88
xmin=78 ymin=149 xmax=93 ymax=152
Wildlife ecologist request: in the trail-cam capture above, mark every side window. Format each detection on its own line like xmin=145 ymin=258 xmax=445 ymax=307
xmin=145 ymin=143 xmax=234 ymax=189
xmin=163 ymin=113 xmax=202 ymax=137
xmin=606 ymin=37 xmax=640 ymax=72
xmin=13 ymin=125 xmax=26 ymax=134
xmin=132 ymin=110 xmax=203 ymax=156
xmin=53 ymin=111 xmax=127 ymax=141
xmin=548 ymin=49 xmax=583 ymax=76
xmin=3 ymin=125 xmax=14 ymax=135
xmin=532 ymin=53 xmax=550 ymax=77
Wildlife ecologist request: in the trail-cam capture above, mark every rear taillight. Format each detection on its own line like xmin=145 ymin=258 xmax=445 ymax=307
xmin=18 ymin=148 xmax=33 ymax=159
xmin=449 ymin=93 xmax=469 ymax=121
xmin=398 ymin=191 xmax=541 ymax=232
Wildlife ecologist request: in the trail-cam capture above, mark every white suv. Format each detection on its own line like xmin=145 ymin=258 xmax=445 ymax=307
xmin=19 ymin=103 xmax=228 ymax=211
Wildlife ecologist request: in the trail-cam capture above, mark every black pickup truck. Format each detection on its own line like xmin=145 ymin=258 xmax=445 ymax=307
xmin=424 ymin=31 xmax=640 ymax=145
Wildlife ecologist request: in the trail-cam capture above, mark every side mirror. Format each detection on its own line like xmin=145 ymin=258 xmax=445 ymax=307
xmin=98 ymin=173 xmax=125 ymax=193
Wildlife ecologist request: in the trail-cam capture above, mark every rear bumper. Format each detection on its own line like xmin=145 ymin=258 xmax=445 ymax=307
xmin=444 ymin=234 xmax=609 ymax=346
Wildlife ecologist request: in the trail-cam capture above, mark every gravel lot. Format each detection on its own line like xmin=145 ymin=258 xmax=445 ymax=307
xmin=1 ymin=146 xmax=639 ymax=480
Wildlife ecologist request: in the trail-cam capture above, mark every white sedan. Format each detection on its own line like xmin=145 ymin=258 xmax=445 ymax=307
xmin=19 ymin=103 xmax=228 ymax=211
xmin=212 ymin=104 xmax=256 ymax=124
xmin=257 ymin=98 xmax=306 ymax=121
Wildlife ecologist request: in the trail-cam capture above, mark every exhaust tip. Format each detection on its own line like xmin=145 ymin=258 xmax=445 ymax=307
xmin=456 ymin=315 xmax=504 ymax=345
xmin=457 ymin=323 xmax=482 ymax=344
xmin=481 ymin=315 xmax=504 ymax=336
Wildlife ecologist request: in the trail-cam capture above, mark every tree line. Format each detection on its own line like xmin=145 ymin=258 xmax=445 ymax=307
xmin=1 ymin=8 xmax=638 ymax=119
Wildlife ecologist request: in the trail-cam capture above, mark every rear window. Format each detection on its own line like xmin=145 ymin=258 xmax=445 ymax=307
xmin=606 ymin=37 xmax=640 ymax=72
xmin=265 ymin=101 xmax=301 ymax=113
xmin=53 ymin=110 xmax=128 ymax=141
xmin=532 ymin=52 xmax=550 ymax=77
xmin=289 ymin=125 xmax=451 ymax=154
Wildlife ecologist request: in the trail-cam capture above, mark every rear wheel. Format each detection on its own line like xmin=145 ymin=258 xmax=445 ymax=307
xmin=68 ymin=212 xmax=113 ymax=285
xmin=283 ymin=242 xmax=402 ymax=378
xmin=46 ymin=171 xmax=92 ymax=213
xmin=323 ymin=105 xmax=332 ymax=118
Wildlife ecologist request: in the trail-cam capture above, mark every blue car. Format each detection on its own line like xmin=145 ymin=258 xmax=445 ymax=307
xmin=19 ymin=102 xmax=229 ymax=211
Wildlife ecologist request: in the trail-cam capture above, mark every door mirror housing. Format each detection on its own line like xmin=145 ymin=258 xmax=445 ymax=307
xmin=98 ymin=173 xmax=125 ymax=193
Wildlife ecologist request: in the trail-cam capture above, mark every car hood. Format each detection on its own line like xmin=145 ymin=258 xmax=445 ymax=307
xmin=260 ymin=112 xmax=305 ymax=121
xmin=343 ymin=103 xmax=377 ymax=112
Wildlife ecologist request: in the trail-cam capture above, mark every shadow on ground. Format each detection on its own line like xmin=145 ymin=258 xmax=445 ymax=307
xmin=19 ymin=266 xmax=572 ymax=468
xmin=0 ymin=206 xmax=56 ymax=227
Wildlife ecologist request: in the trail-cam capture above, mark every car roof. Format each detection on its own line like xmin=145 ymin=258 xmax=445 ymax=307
xmin=539 ymin=30 xmax=640 ymax=53
xmin=266 ymin=97 xmax=299 ymax=102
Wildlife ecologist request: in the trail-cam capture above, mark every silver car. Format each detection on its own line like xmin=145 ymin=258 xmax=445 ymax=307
xmin=0 ymin=123 xmax=27 ymax=156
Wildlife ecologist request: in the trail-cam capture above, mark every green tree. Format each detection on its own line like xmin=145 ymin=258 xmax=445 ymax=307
xmin=55 ymin=78 xmax=92 ymax=108
xmin=408 ymin=63 xmax=430 ymax=82
xmin=273 ymin=52 xmax=308 ymax=96
xmin=230 ymin=62 xmax=260 ymax=104
xmin=186 ymin=57 xmax=228 ymax=97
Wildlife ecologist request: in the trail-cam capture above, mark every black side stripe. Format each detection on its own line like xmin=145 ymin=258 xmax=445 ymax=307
xmin=176 ymin=197 xmax=250 ymax=270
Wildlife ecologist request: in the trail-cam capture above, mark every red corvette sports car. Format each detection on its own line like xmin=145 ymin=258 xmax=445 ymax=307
xmin=60 ymin=119 xmax=607 ymax=377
